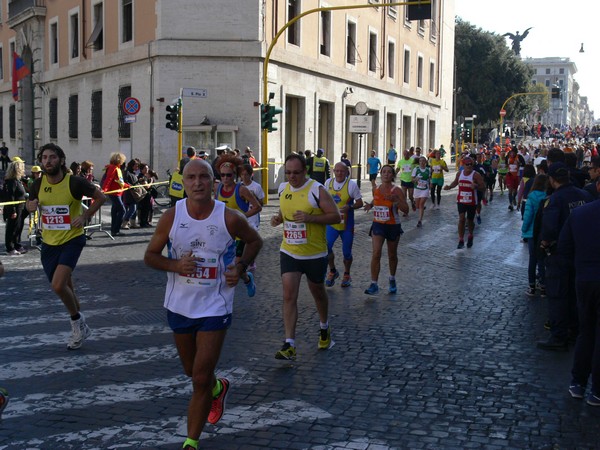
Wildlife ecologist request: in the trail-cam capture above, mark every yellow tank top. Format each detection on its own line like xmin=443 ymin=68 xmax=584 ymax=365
xmin=280 ymin=180 xmax=326 ymax=258
xmin=38 ymin=174 xmax=84 ymax=245
xmin=327 ymin=178 xmax=351 ymax=231
xmin=430 ymin=159 xmax=447 ymax=179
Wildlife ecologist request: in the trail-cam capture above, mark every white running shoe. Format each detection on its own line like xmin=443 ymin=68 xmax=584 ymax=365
xmin=67 ymin=313 xmax=92 ymax=350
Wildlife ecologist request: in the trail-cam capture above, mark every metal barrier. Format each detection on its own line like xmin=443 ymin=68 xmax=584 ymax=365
xmin=82 ymin=198 xmax=114 ymax=240
xmin=26 ymin=197 xmax=114 ymax=249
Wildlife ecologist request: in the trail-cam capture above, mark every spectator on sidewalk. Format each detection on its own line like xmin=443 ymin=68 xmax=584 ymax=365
xmin=521 ymin=174 xmax=548 ymax=297
xmin=559 ymin=176 xmax=600 ymax=405
xmin=3 ymin=160 xmax=27 ymax=255
xmin=101 ymin=152 xmax=130 ymax=236
xmin=537 ymin=162 xmax=593 ymax=351
xmin=584 ymin=157 xmax=600 ymax=200
xmin=0 ymin=142 xmax=9 ymax=171
xmin=122 ymin=159 xmax=140 ymax=229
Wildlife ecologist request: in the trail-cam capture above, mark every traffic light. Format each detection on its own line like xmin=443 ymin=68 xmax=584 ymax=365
xmin=166 ymin=99 xmax=181 ymax=131
xmin=407 ymin=2 xmax=432 ymax=21
xmin=260 ymin=104 xmax=270 ymax=130
xmin=260 ymin=104 xmax=283 ymax=132
xmin=267 ymin=105 xmax=283 ymax=132
xmin=551 ymin=87 xmax=561 ymax=99
xmin=464 ymin=119 xmax=473 ymax=142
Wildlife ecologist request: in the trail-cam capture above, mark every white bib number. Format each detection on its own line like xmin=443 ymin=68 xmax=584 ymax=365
xmin=41 ymin=205 xmax=72 ymax=230
xmin=373 ymin=205 xmax=390 ymax=223
xmin=459 ymin=191 xmax=473 ymax=203
xmin=178 ymin=255 xmax=218 ymax=287
xmin=284 ymin=222 xmax=308 ymax=244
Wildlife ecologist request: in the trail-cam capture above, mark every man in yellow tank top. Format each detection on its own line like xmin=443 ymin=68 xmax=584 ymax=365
xmin=26 ymin=143 xmax=106 ymax=350
xmin=270 ymin=153 xmax=341 ymax=360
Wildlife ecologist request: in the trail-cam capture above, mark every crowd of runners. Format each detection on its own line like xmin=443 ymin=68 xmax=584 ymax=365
xmin=1 ymin=135 xmax=600 ymax=449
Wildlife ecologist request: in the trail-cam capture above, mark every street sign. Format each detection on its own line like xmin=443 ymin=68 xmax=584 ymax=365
xmin=348 ymin=115 xmax=373 ymax=133
xmin=499 ymin=109 xmax=506 ymax=117
xmin=123 ymin=97 xmax=141 ymax=115
xmin=124 ymin=115 xmax=137 ymax=123
xmin=182 ymin=88 xmax=208 ymax=98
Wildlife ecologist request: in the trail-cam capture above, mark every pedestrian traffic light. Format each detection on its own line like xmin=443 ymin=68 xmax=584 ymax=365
xmin=166 ymin=99 xmax=181 ymax=131
xmin=551 ymin=87 xmax=561 ymax=99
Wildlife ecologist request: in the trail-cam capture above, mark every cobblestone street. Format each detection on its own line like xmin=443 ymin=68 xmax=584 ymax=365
xmin=1 ymin=177 xmax=599 ymax=449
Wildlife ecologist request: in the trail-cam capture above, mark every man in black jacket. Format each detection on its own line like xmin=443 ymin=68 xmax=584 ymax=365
xmin=558 ymin=177 xmax=600 ymax=405
xmin=537 ymin=163 xmax=594 ymax=351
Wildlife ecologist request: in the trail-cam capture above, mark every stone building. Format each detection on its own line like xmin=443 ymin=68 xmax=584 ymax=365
xmin=1 ymin=0 xmax=455 ymax=189
xmin=526 ymin=56 xmax=593 ymax=128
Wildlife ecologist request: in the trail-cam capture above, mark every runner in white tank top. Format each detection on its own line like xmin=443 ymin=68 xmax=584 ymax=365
xmin=144 ymin=159 xmax=263 ymax=450
xmin=164 ymin=200 xmax=236 ymax=318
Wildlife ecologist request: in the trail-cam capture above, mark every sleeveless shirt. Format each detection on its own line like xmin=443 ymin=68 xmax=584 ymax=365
xmin=164 ymin=200 xmax=236 ymax=318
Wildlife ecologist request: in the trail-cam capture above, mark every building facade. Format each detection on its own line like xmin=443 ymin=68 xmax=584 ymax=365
xmin=1 ymin=0 xmax=455 ymax=189
xmin=526 ymin=56 xmax=594 ymax=128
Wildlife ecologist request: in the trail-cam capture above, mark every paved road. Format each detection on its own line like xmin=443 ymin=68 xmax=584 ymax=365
xmin=1 ymin=176 xmax=599 ymax=449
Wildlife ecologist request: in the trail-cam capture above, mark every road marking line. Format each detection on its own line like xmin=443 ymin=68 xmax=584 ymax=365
xmin=2 ymin=344 xmax=177 ymax=380
xmin=4 ymin=367 xmax=263 ymax=419
xmin=0 ymin=294 xmax=114 ymax=312
xmin=2 ymin=400 xmax=332 ymax=449
xmin=2 ymin=323 xmax=171 ymax=351
xmin=0 ymin=306 xmax=135 ymax=328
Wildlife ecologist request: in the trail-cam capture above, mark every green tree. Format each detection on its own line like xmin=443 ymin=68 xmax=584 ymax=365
xmin=454 ymin=18 xmax=534 ymax=126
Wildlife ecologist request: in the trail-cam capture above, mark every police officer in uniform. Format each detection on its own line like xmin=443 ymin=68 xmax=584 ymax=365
xmin=537 ymin=162 xmax=593 ymax=351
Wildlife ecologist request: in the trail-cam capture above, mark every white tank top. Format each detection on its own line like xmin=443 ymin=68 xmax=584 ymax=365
xmin=164 ymin=200 xmax=236 ymax=318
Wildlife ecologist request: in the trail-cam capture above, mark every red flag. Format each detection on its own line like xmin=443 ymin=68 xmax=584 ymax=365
xmin=12 ymin=52 xmax=31 ymax=101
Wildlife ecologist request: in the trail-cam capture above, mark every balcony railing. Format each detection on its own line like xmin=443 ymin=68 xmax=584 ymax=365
xmin=8 ymin=0 xmax=46 ymax=20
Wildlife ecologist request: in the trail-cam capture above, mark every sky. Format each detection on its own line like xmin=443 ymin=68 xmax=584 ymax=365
xmin=454 ymin=0 xmax=598 ymax=120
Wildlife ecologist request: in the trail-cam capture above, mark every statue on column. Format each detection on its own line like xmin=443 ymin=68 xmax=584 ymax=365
xmin=502 ymin=27 xmax=532 ymax=56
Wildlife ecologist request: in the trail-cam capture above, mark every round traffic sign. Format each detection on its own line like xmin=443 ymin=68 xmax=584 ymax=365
xmin=499 ymin=109 xmax=506 ymax=117
xmin=123 ymin=97 xmax=141 ymax=115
